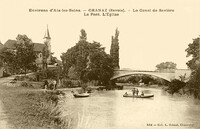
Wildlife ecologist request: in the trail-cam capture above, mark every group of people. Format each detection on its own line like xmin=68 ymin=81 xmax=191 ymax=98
xmin=132 ymin=88 xmax=140 ymax=96
xmin=43 ymin=79 xmax=57 ymax=91
xmin=125 ymin=88 xmax=144 ymax=96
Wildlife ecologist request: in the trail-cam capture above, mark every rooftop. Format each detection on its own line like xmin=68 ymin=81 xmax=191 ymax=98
xmin=3 ymin=39 xmax=45 ymax=52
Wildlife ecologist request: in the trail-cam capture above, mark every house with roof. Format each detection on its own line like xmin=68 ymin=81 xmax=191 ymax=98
xmin=0 ymin=26 xmax=52 ymax=76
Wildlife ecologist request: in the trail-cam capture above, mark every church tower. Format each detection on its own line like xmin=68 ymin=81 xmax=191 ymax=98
xmin=43 ymin=25 xmax=51 ymax=63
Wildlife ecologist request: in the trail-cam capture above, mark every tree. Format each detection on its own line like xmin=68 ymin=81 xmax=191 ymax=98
xmin=187 ymin=67 xmax=200 ymax=99
xmin=0 ymin=48 xmax=19 ymax=74
xmin=185 ymin=37 xmax=200 ymax=70
xmin=167 ymin=37 xmax=200 ymax=99
xmin=156 ymin=61 xmax=177 ymax=72
xmin=185 ymin=37 xmax=200 ymax=99
xmin=15 ymin=34 xmax=37 ymax=74
xmin=110 ymin=28 xmax=120 ymax=69
xmin=84 ymin=46 xmax=114 ymax=85
xmin=126 ymin=76 xmax=141 ymax=84
xmin=167 ymin=79 xmax=186 ymax=95
xmin=61 ymin=29 xmax=114 ymax=85
xmin=141 ymin=75 xmax=154 ymax=85
xmin=61 ymin=29 xmax=90 ymax=79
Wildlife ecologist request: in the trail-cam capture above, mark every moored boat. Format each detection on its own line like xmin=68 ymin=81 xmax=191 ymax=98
xmin=123 ymin=94 xmax=154 ymax=98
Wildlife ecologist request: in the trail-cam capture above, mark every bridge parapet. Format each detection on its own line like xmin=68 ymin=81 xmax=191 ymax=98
xmin=114 ymin=69 xmax=175 ymax=73
xmin=111 ymin=69 xmax=191 ymax=82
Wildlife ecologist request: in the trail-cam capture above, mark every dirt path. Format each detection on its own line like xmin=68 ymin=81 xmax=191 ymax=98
xmin=0 ymin=76 xmax=15 ymax=129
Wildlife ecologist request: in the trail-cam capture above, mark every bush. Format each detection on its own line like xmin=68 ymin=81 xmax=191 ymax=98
xmin=14 ymin=75 xmax=30 ymax=81
xmin=62 ymin=79 xmax=72 ymax=88
xmin=1 ymin=89 xmax=67 ymax=128
xmin=167 ymin=79 xmax=186 ymax=95
xmin=28 ymin=76 xmax=37 ymax=81
xmin=61 ymin=79 xmax=81 ymax=88
xmin=20 ymin=81 xmax=33 ymax=88
xmin=3 ymin=71 xmax=11 ymax=77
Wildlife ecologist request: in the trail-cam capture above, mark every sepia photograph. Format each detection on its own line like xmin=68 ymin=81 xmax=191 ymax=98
xmin=0 ymin=0 xmax=200 ymax=129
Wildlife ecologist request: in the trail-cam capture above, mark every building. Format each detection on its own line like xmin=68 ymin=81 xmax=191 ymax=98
xmin=1 ymin=26 xmax=52 ymax=73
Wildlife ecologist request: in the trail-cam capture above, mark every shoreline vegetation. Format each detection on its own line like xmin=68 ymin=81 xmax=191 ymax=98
xmin=0 ymin=77 xmax=68 ymax=129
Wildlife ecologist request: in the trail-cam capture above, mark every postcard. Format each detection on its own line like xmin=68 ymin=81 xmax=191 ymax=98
xmin=0 ymin=0 xmax=199 ymax=129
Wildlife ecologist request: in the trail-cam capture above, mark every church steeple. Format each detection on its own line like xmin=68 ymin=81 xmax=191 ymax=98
xmin=44 ymin=25 xmax=51 ymax=39
xmin=43 ymin=25 xmax=51 ymax=64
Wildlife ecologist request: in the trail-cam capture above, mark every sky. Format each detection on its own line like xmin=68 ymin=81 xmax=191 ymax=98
xmin=0 ymin=0 xmax=200 ymax=70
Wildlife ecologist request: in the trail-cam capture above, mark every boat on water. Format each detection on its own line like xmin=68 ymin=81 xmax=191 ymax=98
xmin=73 ymin=93 xmax=90 ymax=98
xmin=123 ymin=94 xmax=154 ymax=98
xmin=71 ymin=91 xmax=90 ymax=98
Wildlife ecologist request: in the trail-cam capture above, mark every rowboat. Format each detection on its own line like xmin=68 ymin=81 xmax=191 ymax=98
xmin=123 ymin=94 xmax=154 ymax=98
xmin=73 ymin=93 xmax=90 ymax=98
xmin=71 ymin=91 xmax=90 ymax=98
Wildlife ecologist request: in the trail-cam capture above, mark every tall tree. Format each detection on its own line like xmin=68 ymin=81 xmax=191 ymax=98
xmin=15 ymin=34 xmax=37 ymax=74
xmin=110 ymin=28 xmax=120 ymax=69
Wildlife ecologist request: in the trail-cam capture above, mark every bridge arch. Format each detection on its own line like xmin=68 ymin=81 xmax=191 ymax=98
xmin=110 ymin=72 xmax=172 ymax=82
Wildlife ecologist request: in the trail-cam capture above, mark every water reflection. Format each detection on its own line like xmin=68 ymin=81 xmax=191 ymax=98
xmin=62 ymin=87 xmax=200 ymax=129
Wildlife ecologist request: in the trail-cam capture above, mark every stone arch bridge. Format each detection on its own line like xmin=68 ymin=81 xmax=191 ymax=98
xmin=110 ymin=69 xmax=191 ymax=82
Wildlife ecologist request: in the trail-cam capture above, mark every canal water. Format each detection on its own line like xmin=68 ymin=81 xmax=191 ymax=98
xmin=62 ymin=87 xmax=200 ymax=129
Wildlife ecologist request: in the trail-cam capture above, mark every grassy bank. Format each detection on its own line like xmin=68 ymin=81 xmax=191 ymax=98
xmin=0 ymin=83 xmax=67 ymax=129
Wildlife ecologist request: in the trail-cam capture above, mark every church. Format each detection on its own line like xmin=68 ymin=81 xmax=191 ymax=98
xmin=0 ymin=26 xmax=53 ymax=76
xmin=3 ymin=26 xmax=52 ymax=68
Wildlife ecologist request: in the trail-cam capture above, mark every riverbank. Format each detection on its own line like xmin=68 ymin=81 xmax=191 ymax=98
xmin=0 ymin=77 xmax=68 ymax=129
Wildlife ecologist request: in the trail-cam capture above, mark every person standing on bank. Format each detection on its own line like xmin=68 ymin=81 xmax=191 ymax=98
xmin=44 ymin=80 xmax=48 ymax=89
